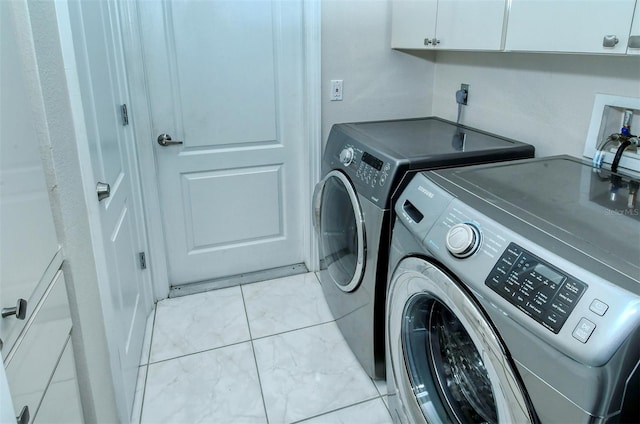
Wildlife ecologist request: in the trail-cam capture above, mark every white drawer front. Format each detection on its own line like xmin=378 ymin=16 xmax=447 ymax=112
xmin=5 ymin=271 xmax=72 ymax=419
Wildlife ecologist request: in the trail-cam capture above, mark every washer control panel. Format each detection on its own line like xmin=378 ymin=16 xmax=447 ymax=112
xmin=395 ymin=171 xmax=640 ymax=366
xmin=485 ymin=243 xmax=587 ymax=334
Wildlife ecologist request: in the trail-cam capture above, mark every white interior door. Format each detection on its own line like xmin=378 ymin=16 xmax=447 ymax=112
xmin=137 ymin=0 xmax=306 ymax=286
xmin=61 ymin=0 xmax=152 ymax=418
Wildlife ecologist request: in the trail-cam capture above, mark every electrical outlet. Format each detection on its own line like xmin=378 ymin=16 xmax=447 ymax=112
xmin=331 ymin=80 xmax=343 ymax=101
xmin=459 ymin=83 xmax=469 ymax=105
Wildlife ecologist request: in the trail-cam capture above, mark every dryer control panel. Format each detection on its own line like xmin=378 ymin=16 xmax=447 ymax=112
xmin=356 ymin=151 xmax=391 ymax=189
xmin=486 ymin=243 xmax=587 ymax=334
xmin=322 ymin=127 xmax=399 ymax=208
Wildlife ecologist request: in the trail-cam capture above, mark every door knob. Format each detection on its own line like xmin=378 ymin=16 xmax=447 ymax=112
xmin=2 ymin=298 xmax=27 ymax=320
xmin=157 ymin=133 xmax=184 ymax=146
xmin=96 ymin=182 xmax=111 ymax=201
xmin=17 ymin=406 xmax=30 ymax=424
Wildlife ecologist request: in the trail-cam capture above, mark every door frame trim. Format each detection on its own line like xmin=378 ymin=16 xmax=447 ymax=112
xmin=118 ymin=0 xmax=170 ymax=300
xmin=303 ymin=0 xmax=322 ymax=272
xmin=118 ymin=0 xmax=322 ymax=295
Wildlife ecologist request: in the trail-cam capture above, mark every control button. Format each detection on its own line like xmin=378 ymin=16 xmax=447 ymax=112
xmin=572 ymin=318 xmax=596 ymax=343
xmin=500 ymin=284 xmax=515 ymax=297
xmin=446 ymin=223 xmax=481 ymax=258
xmin=486 ymin=272 xmax=502 ymax=285
xmin=339 ymin=147 xmax=355 ymax=166
xmin=564 ymin=280 xmax=586 ymax=296
xmin=543 ymin=312 xmax=560 ymax=327
xmin=551 ymin=300 xmax=568 ymax=316
xmin=524 ymin=301 xmax=543 ymax=317
xmin=533 ymin=292 xmax=549 ymax=307
xmin=513 ymin=293 xmax=528 ymax=307
xmin=557 ymin=289 xmax=578 ymax=306
xmin=589 ymin=299 xmax=609 ymax=316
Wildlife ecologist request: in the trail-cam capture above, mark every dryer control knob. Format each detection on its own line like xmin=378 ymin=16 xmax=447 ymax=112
xmin=446 ymin=223 xmax=481 ymax=258
xmin=339 ymin=147 xmax=355 ymax=166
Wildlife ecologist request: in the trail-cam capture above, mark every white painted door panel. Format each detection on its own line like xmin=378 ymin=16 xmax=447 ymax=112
xmin=138 ymin=0 xmax=305 ymax=285
xmin=505 ymin=0 xmax=635 ymax=54
xmin=63 ymin=0 xmax=151 ymax=418
xmin=628 ymin=4 xmax=640 ymax=55
xmin=391 ymin=0 xmax=505 ymax=50
xmin=436 ymin=0 xmax=506 ymax=50
xmin=391 ymin=0 xmax=437 ymax=49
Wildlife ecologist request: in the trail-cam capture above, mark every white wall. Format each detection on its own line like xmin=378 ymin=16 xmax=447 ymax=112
xmin=321 ymin=0 xmax=435 ymax=146
xmin=431 ymin=52 xmax=640 ymax=157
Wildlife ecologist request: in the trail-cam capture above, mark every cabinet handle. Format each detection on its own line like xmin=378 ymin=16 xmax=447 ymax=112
xmin=1 ymin=299 xmax=27 ymax=320
xmin=96 ymin=182 xmax=111 ymax=201
xmin=602 ymin=35 xmax=619 ymax=48
xmin=424 ymin=38 xmax=432 ymax=46
xmin=17 ymin=405 xmax=30 ymax=424
xmin=628 ymin=36 xmax=640 ymax=49
xmin=432 ymin=38 xmax=440 ymax=45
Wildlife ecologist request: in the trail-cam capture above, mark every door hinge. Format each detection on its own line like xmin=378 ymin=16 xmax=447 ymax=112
xmin=138 ymin=252 xmax=147 ymax=270
xmin=121 ymin=103 xmax=129 ymax=126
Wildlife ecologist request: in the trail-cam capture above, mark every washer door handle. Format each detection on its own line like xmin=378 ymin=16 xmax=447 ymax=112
xmin=312 ymin=180 xmax=325 ymax=233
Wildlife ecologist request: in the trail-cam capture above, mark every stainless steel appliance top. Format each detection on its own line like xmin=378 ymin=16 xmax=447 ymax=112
xmin=324 ymin=117 xmax=535 ymax=208
xmin=430 ymin=155 xmax=639 ymax=290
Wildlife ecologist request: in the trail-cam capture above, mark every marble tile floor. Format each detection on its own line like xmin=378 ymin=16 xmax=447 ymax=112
xmin=131 ymin=272 xmax=393 ymax=424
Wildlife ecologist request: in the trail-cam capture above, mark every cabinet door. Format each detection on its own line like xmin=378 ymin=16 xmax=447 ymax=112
xmin=391 ymin=0 xmax=437 ymax=49
xmin=33 ymin=340 xmax=84 ymax=424
xmin=628 ymin=2 xmax=640 ymax=54
xmin=436 ymin=0 xmax=506 ymax=50
xmin=391 ymin=0 xmax=506 ymax=50
xmin=505 ymin=0 xmax=636 ymax=54
xmin=4 ymin=271 xmax=72 ymax=421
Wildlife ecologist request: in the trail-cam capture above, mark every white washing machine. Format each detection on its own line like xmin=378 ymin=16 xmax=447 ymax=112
xmin=386 ymin=156 xmax=640 ymax=423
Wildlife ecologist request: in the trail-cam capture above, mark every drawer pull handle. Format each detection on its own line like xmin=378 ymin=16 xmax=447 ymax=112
xmin=2 ymin=298 xmax=27 ymax=320
xmin=17 ymin=405 xmax=30 ymax=424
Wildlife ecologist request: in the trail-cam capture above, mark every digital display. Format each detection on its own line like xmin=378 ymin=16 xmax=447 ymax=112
xmin=534 ymin=263 xmax=564 ymax=284
xmin=362 ymin=152 xmax=383 ymax=170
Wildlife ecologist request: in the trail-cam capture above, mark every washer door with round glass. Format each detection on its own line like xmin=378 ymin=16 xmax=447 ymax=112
xmin=386 ymin=257 xmax=535 ymax=424
xmin=312 ymin=170 xmax=365 ymax=292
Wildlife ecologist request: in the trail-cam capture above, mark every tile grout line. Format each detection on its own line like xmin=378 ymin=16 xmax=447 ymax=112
xmin=137 ymin=305 xmax=157 ymax=424
xmin=141 ymin=308 xmax=335 ymax=367
xmin=251 ymin=318 xmax=336 ymax=342
xmin=239 ymin=282 xmax=271 ymax=424
xmin=145 ymin=338 xmax=251 ymax=366
xmin=289 ymin=394 xmax=384 ymax=424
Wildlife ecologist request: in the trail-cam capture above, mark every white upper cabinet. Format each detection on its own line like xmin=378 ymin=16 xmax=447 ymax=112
xmin=391 ymin=0 xmax=507 ymax=50
xmin=392 ymin=0 xmax=438 ymax=49
xmin=628 ymin=2 xmax=640 ymax=54
xmin=505 ymin=0 xmax=636 ymax=54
